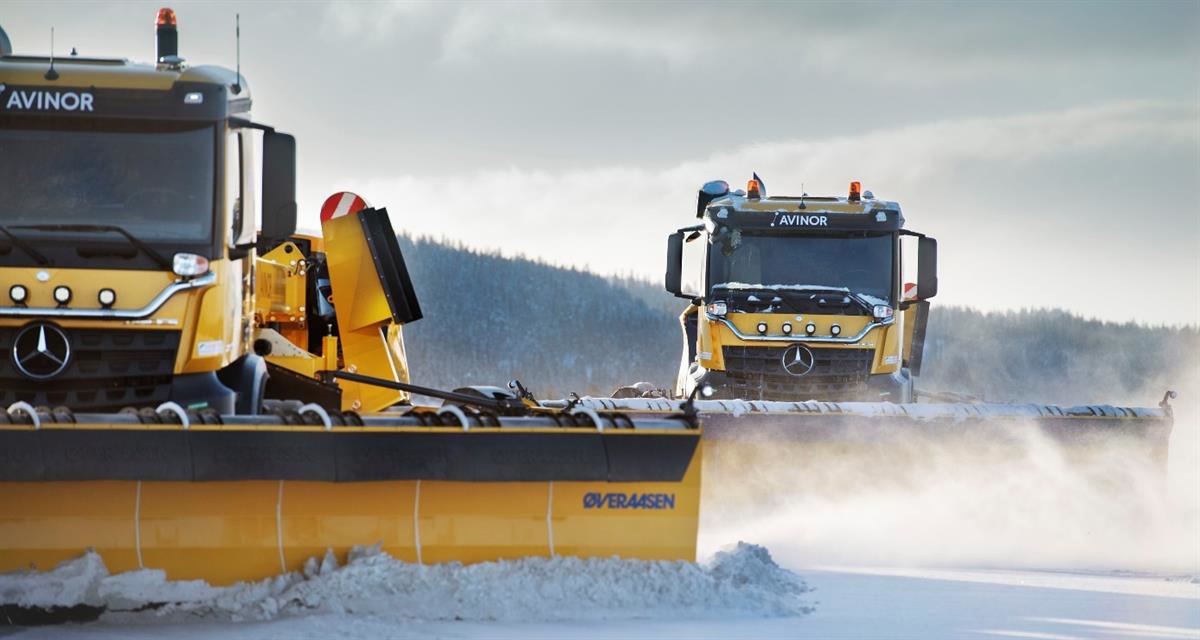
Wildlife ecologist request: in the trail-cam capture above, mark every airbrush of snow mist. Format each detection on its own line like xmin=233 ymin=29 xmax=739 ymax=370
xmin=699 ymin=362 xmax=1199 ymax=573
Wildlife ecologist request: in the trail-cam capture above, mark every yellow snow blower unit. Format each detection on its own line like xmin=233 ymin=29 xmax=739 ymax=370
xmin=0 ymin=10 xmax=700 ymax=588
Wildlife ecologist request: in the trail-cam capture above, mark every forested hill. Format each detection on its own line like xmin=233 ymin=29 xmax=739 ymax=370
xmin=397 ymin=236 xmax=677 ymax=399
xmin=397 ymin=236 xmax=1197 ymax=405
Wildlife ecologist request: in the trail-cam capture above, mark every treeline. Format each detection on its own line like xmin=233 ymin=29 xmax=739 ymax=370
xmin=397 ymin=236 xmax=1197 ymax=405
xmin=921 ymin=307 xmax=1195 ymax=405
xmin=397 ymin=236 xmax=678 ymax=399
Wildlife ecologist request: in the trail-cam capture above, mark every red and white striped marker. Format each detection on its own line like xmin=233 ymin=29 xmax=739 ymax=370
xmin=903 ymin=282 xmax=918 ymax=300
xmin=320 ymin=191 xmax=369 ymax=222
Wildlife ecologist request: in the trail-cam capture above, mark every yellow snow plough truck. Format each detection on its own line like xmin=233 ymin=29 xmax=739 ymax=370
xmin=0 ymin=11 xmax=700 ymax=601
xmin=586 ymin=176 xmax=1175 ymax=493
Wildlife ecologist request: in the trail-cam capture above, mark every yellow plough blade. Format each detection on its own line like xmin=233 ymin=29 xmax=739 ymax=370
xmin=0 ymin=413 xmax=700 ymax=585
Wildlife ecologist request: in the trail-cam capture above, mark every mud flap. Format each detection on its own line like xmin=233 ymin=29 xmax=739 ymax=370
xmin=169 ymin=372 xmax=237 ymax=414
xmin=215 ymin=354 xmax=268 ymax=415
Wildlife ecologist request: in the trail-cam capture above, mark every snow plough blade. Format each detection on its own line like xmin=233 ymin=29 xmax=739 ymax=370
xmin=547 ymin=397 xmax=1174 ymax=474
xmin=0 ymin=409 xmax=700 ymax=586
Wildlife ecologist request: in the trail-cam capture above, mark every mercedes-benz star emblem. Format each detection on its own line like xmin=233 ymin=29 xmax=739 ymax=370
xmin=12 ymin=323 xmax=72 ymax=380
xmin=781 ymin=344 xmax=815 ymax=377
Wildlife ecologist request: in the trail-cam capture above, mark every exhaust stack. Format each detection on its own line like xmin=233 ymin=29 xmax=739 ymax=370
xmin=155 ymin=7 xmax=178 ymax=63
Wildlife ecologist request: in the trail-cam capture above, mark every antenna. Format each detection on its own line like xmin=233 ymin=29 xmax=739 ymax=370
xmin=231 ymin=14 xmax=241 ymax=95
xmin=44 ymin=27 xmax=59 ymax=80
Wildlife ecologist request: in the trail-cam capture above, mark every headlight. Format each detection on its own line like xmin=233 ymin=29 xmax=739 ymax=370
xmin=173 ymin=253 xmax=210 ymax=277
xmin=830 ymin=324 xmax=842 ymax=336
xmin=756 ymin=322 xmax=768 ymax=335
xmin=805 ymin=322 xmax=816 ymax=335
xmin=98 ymin=288 xmax=117 ymax=307
xmin=53 ymin=286 xmax=72 ymax=305
xmin=873 ymin=305 xmax=895 ymax=321
xmin=706 ymin=301 xmax=727 ymax=316
xmin=781 ymin=322 xmax=793 ymax=335
xmin=9 ymin=285 xmax=28 ymax=304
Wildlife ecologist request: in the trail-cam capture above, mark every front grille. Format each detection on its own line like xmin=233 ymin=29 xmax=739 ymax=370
xmin=721 ymin=345 xmax=874 ymax=401
xmin=0 ymin=326 xmax=181 ymax=411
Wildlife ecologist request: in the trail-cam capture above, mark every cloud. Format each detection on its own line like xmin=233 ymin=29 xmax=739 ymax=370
xmin=316 ymin=1 xmax=1198 ymax=84
xmin=299 ymin=100 xmax=1198 ymax=325
xmin=439 ymin=4 xmax=700 ymax=66
xmin=321 ymin=1 xmax=703 ymax=66
xmin=320 ymin=1 xmax=436 ymax=43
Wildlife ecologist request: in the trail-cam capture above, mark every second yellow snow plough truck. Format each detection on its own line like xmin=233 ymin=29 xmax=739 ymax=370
xmin=589 ymin=175 xmax=1174 ymax=479
xmin=0 ymin=12 xmax=699 ymax=594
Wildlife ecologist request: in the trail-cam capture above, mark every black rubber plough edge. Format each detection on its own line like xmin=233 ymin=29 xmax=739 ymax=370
xmin=0 ymin=428 xmax=698 ymax=483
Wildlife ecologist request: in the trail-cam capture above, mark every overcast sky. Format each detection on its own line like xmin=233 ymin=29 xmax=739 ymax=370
xmin=4 ymin=1 xmax=1198 ymax=325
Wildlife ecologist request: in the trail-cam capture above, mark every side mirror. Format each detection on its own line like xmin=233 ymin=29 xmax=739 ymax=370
xmin=696 ymin=180 xmax=730 ymax=218
xmin=261 ymin=131 xmax=297 ymax=244
xmin=665 ymin=231 xmax=684 ymax=297
xmin=917 ymin=236 xmax=938 ymax=300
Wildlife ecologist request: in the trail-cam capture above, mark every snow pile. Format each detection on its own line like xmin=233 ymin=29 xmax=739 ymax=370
xmin=0 ymin=552 xmax=219 ymax=611
xmin=2 ymin=542 xmax=812 ymax=623
xmin=0 ymin=551 xmax=108 ymax=609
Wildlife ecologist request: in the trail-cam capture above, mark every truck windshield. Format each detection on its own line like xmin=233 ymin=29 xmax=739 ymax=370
xmin=0 ymin=121 xmax=215 ymax=244
xmin=708 ymin=233 xmax=894 ymax=304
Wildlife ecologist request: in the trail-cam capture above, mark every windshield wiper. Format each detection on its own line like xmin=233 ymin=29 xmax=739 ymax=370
xmin=847 ymin=291 xmax=891 ymax=310
xmin=714 ymin=284 xmax=876 ymax=314
xmin=11 ymin=224 xmax=171 ymax=270
xmin=0 ymin=225 xmax=51 ymax=266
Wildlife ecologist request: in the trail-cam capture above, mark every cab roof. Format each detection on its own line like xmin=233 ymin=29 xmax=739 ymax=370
xmin=0 ymin=54 xmax=250 ymax=121
xmin=704 ymin=192 xmax=907 ymax=233
xmin=0 ymin=54 xmax=249 ymax=102
xmin=722 ymin=193 xmax=902 ymax=215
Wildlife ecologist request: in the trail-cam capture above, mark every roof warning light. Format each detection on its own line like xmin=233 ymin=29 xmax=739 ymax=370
xmin=156 ymin=8 xmax=177 ymax=27
xmin=746 ymin=174 xmax=765 ymax=200
xmin=156 ymin=7 xmax=179 ymax=63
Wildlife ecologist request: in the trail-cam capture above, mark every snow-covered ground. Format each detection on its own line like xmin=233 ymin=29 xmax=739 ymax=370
xmin=1 ymin=543 xmax=811 ymax=625
xmin=5 ymin=392 xmax=1198 ymax=638
xmin=7 ymin=561 xmax=1197 ymax=639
